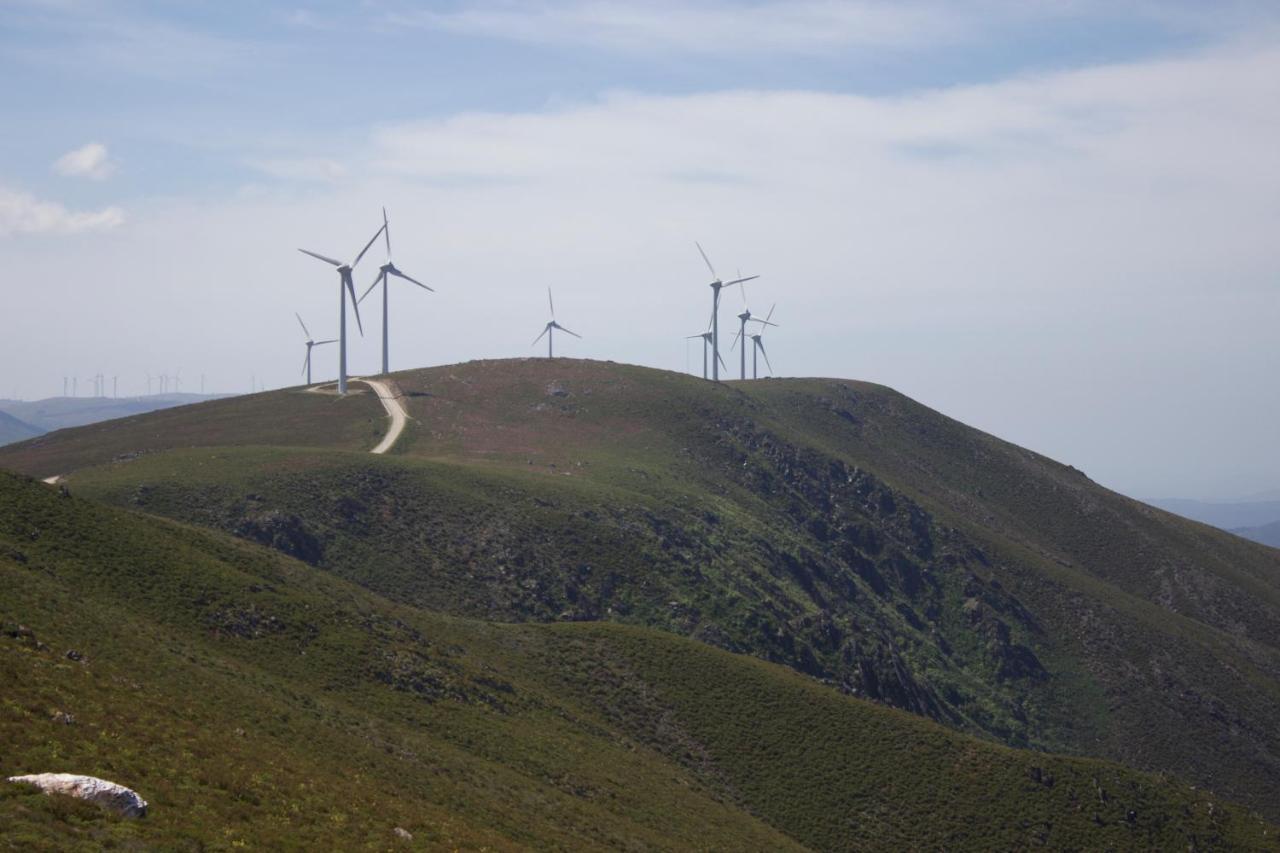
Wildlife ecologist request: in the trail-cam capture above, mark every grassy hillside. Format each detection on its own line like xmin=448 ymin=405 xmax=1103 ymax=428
xmin=4 ymin=358 xmax=1280 ymax=820
xmin=2 ymin=470 xmax=1274 ymax=850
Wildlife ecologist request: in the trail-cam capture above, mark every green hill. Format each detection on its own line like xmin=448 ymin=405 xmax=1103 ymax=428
xmin=3 ymin=358 xmax=1279 ymax=823
xmin=2 ymin=470 xmax=1274 ymax=849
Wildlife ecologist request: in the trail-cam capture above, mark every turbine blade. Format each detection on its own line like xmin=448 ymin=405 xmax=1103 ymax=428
xmin=351 ymin=223 xmax=386 ymax=269
xmin=548 ymin=287 xmax=555 ymax=319
xmin=695 ymin=241 xmax=717 ymax=279
xmin=557 ymin=325 xmax=582 ymax=339
xmin=382 ymin=206 xmax=391 ymax=257
xmin=299 ymin=248 xmax=342 ymax=267
xmin=752 ymin=319 xmax=779 ymax=328
xmin=301 ymin=350 xmax=310 ymax=376
xmin=532 ymin=325 xmax=550 ymax=346
xmin=725 ymin=274 xmax=758 ymax=286
xmin=314 ymin=339 xmax=338 ymax=345
xmin=759 ymin=340 xmax=773 ymax=374
xmin=295 ymin=312 xmax=311 ymax=340
xmin=358 ymin=270 xmax=383 ymax=304
xmin=389 ymin=268 xmax=434 ymax=291
xmin=717 ymin=351 xmax=728 ymax=371
xmin=762 ymin=302 xmax=776 ymax=325
xmin=730 ymin=327 xmax=742 ymax=351
xmin=346 ymin=274 xmax=364 ymax=335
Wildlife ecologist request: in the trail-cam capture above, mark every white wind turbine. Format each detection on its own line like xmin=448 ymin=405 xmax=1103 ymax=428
xmin=695 ymin=243 xmax=757 ymax=382
xmin=296 ymin=312 xmax=337 ymax=386
xmin=358 ymin=207 xmax=433 ymax=376
xmin=746 ymin=304 xmax=779 ymax=379
xmin=298 ymin=222 xmax=386 ymax=395
xmin=532 ymin=288 xmax=581 ymax=358
xmin=685 ymin=329 xmax=727 ymax=380
xmin=730 ymin=276 xmax=777 ymax=380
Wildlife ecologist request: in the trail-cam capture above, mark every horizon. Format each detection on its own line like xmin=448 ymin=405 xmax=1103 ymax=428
xmin=2 ymin=1 xmax=1278 ymax=501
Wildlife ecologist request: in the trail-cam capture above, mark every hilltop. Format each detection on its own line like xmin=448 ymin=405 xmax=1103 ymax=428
xmin=2 ymin=470 xmax=1274 ymax=849
xmin=3 ymin=358 xmax=1279 ymax=822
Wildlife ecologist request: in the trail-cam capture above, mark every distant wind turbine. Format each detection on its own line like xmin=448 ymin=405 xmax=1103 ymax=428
xmin=747 ymin=304 xmax=779 ymax=379
xmin=532 ymin=288 xmax=581 ymax=358
xmin=296 ymin=312 xmax=337 ymax=386
xmin=358 ymin=207 xmax=433 ymax=376
xmin=685 ymin=329 xmax=727 ymax=380
xmin=695 ymin=243 xmax=757 ymax=382
xmin=730 ymin=279 xmax=777 ymax=380
xmin=298 ymin=221 xmax=386 ymax=395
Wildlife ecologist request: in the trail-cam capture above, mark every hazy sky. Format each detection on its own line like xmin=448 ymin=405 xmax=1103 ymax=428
xmin=1 ymin=1 xmax=1277 ymax=501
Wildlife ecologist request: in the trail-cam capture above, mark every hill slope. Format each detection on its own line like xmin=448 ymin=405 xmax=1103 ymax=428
xmin=3 ymin=358 xmax=1279 ymax=820
xmin=3 ymin=470 xmax=1275 ymax=849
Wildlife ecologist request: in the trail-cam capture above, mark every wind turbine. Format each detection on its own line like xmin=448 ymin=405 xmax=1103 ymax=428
xmin=296 ymin=312 xmax=337 ymax=386
xmin=298 ymin=222 xmax=386 ymax=395
xmin=685 ymin=329 xmax=727 ymax=380
xmin=730 ymin=277 xmax=777 ymax=380
xmin=747 ymin=304 xmax=779 ymax=379
xmin=695 ymin=243 xmax=757 ymax=382
xmin=532 ymin=288 xmax=581 ymax=358
xmin=358 ymin=207 xmax=433 ymax=376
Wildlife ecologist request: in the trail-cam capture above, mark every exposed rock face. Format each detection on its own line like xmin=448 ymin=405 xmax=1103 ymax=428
xmin=8 ymin=773 xmax=148 ymax=818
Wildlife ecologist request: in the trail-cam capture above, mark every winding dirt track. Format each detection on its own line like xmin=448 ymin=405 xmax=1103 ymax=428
xmin=351 ymin=377 xmax=408 ymax=455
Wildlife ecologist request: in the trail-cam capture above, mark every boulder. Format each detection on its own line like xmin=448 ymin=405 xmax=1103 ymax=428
xmin=8 ymin=773 xmax=148 ymax=818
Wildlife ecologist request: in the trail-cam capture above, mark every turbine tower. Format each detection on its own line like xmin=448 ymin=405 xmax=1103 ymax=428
xmin=299 ymin=222 xmax=386 ymax=395
xmin=695 ymin=243 xmax=757 ymax=382
xmin=532 ymin=288 xmax=581 ymax=358
xmin=296 ymin=312 xmax=337 ymax=386
xmin=359 ymin=207 xmax=433 ymax=376
xmin=748 ymin=304 xmax=779 ymax=379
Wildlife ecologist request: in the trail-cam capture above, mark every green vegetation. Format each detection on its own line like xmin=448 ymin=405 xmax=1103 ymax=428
xmin=3 ymin=357 xmax=1279 ymax=828
xmin=2 ymin=470 xmax=1274 ymax=849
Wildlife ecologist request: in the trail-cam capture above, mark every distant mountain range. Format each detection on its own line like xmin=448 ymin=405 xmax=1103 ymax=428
xmin=1232 ymin=520 xmax=1280 ymax=549
xmin=1145 ymin=496 xmax=1280 ymax=534
xmin=0 ymin=393 xmax=231 ymax=441
xmin=0 ymin=410 xmax=43 ymax=447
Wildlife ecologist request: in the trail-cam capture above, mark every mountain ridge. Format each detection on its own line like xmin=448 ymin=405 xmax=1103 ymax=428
xmin=3 ymin=357 xmax=1279 ymax=822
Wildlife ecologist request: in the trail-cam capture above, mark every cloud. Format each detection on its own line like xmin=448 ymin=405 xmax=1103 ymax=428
xmin=0 ymin=186 xmax=125 ymax=235
xmin=52 ymin=142 xmax=116 ymax=180
xmin=248 ymin=157 xmax=348 ymax=182
xmin=383 ymin=0 xmax=968 ymax=53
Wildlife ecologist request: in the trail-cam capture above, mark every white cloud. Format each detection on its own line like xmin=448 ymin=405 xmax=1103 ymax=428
xmin=383 ymin=0 xmax=968 ymax=53
xmin=52 ymin=142 xmax=116 ymax=180
xmin=248 ymin=157 xmax=348 ymax=182
xmin=0 ymin=186 xmax=125 ymax=235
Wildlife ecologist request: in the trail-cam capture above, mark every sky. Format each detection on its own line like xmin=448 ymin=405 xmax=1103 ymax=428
xmin=1 ymin=0 xmax=1277 ymax=501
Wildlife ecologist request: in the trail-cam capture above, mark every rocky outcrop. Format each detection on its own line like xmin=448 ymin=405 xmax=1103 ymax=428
xmin=8 ymin=773 xmax=148 ymax=817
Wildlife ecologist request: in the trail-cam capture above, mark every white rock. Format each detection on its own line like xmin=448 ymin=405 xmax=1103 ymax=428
xmin=7 ymin=773 xmax=148 ymax=818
